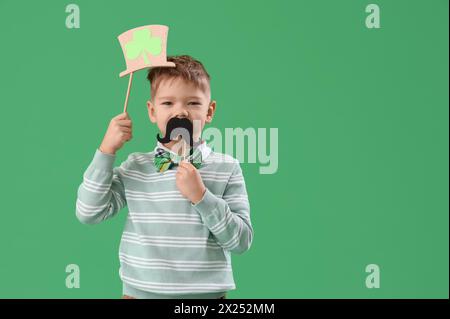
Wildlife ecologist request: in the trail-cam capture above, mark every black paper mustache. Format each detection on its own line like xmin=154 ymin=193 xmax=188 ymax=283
xmin=156 ymin=117 xmax=200 ymax=151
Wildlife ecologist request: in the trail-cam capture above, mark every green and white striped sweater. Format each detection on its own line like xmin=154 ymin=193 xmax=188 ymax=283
xmin=76 ymin=141 xmax=253 ymax=299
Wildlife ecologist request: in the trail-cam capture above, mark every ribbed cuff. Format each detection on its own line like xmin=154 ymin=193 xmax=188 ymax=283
xmin=192 ymin=188 xmax=220 ymax=219
xmin=91 ymin=148 xmax=116 ymax=171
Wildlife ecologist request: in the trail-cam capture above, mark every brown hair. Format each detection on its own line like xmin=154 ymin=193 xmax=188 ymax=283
xmin=147 ymin=55 xmax=211 ymax=101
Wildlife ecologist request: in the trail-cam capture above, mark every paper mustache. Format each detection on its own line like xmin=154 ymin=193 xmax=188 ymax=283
xmin=156 ymin=117 xmax=201 ymax=158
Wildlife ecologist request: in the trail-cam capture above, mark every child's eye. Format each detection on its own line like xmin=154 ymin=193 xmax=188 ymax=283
xmin=161 ymin=101 xmax=200 ymax=106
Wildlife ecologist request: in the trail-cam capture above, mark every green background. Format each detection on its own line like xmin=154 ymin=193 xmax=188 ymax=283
xmin=0 ymin=0 xmax=447 ymax=298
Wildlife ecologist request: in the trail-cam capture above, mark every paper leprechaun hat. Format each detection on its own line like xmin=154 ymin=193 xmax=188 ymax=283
xmin=118 ymin=25 xmax=176 ymax=78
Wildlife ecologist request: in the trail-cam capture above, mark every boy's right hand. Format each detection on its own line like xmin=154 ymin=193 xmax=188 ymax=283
xmin=99 ymin=112 xmax=133 ymax=155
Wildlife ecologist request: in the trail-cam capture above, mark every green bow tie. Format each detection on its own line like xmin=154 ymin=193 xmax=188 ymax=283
xmin=154 ymin=147 xmax=202 ymax=172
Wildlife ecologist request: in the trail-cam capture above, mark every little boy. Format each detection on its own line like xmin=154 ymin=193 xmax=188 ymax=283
xmin=76 ymin=55 xmax=253 ymax=299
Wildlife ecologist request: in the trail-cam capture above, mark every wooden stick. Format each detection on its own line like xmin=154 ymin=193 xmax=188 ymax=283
xmin=181 ymin=140 xmax=187 ymax=161
xmin=123 ymin=72 xmax=134 ymax=113
xmin=189 ymin=142 xmax=194 ymax=164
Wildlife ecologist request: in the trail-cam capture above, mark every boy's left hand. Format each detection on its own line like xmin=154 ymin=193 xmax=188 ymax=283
xmin=176 ymin=161 xmax=206 ymax=204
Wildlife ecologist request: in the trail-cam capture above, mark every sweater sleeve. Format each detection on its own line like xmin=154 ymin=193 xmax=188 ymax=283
xmin=192 ymin=161 xmax=253 ymax=255
xmin=75 ymin=149 xmax=128 ymax=225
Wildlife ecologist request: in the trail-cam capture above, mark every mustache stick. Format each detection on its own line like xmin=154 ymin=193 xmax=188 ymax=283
xmin=181 ymin=139 xmax=187 ymax=162
xmin=178 ymin=136 xmax=194 ymax=163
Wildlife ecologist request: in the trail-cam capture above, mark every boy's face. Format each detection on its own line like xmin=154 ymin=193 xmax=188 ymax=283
xmin=147 ymin=77 xmax=216 ymax=147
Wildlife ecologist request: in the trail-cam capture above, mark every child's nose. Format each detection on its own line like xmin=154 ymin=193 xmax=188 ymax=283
xmin=173 ymin=107 xmax=189 ymax=118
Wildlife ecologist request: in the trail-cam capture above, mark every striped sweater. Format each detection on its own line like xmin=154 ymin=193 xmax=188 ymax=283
xmin=76 ymin=141 xmax=253 ymax=298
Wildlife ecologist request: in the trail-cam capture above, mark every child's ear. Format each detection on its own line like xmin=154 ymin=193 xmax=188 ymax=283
xmin=147 ymin=100 xmax=157 ymax=123
xmin=205 ymin=100 xmax=216 ymax=124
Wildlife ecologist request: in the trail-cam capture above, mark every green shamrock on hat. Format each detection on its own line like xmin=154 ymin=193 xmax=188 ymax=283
xmin=125 ymin=28 xmax=162 ymax=65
